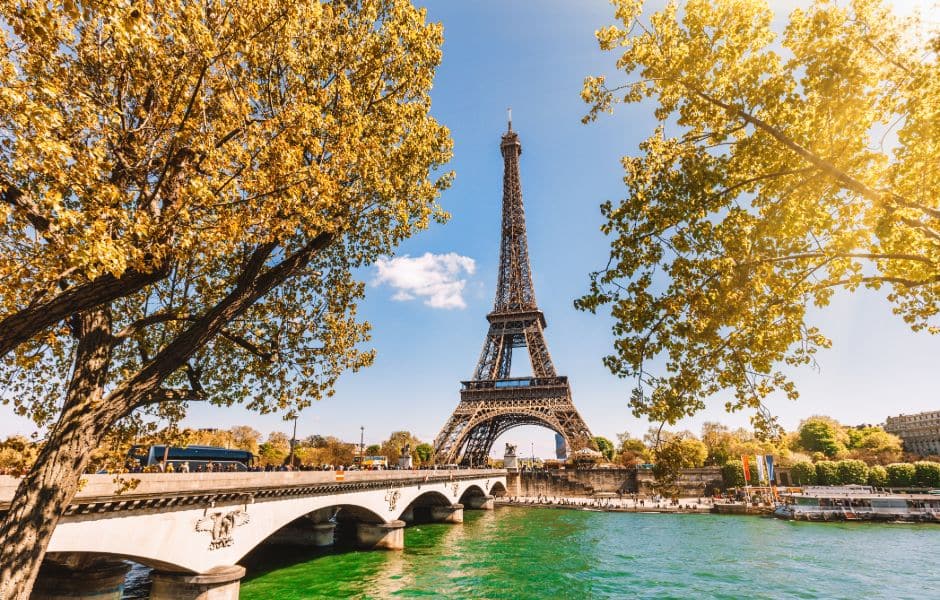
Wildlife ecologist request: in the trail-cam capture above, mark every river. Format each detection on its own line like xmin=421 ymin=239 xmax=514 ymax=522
xmin=124 ymin=506 xmax=940 ymax=598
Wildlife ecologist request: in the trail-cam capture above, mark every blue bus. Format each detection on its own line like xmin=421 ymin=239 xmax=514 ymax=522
xmin=127 ymin=445 xmax=255 ymax=472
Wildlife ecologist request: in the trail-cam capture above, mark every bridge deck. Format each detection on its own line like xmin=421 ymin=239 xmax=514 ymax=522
xmin=0 ymin=469 xmax=506 ymax=515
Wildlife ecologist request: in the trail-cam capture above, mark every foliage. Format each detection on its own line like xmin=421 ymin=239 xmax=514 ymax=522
xmin=578 ymin=0 xmax=940 ymax=434
xmin=0 ymin=437 xmax=39 ymax=475
xmin=789 ymin=461 xmax=816 ymax=486
xmin=701 ymin=423 xmax=736 ymax=466
xmin=0 ymin=1 xmax=452 ymax=592
xmin=798 ymin=418 xmax=846 ymax=459
xmin=616 ymin=435 xmax=648 ymax=466
xmin=845 ymin=426 xmax=903 ymax=464
xmin=700 ymin=422 xmax=781 ymax=466
xmin=257 ymin=432 xmax=291 ymax=467
xmin=815 ymin=461 xmax=841 ymax=486
xmin=836 ymin=459 xmax=869 ymax=486
xmin=593 ymin=436 xmax=616 ymax=461
xmin=648 ymin=429 xmax=707 ymax=497
xmin=379 ymin=431 xmax=422 ymax=464
xmin=365 ymin=444 xmax=382 ymax=456
xmin=414 ymin=443 xmax=434 ymax=465
xmin=886 ymin=463 xmax=916 ymax=487
xmin=868 ymin=465 xmax=888 ymax=488
xmin=913 ymin=461 xmax=940 ymax=488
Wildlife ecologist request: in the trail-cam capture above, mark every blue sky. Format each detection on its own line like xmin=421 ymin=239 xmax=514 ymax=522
xmin=2 ymin=0 xmax=938 ymax=457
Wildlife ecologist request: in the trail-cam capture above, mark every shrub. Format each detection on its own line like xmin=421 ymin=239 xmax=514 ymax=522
xmin=913 ymin=461 xmax=940 ymax=488
xmin=836 ymin=459 xmax=869 ymax=485
xmin=815 ymin=461 xmax=841 ymax=486
xmin=789 ymin=461 xmax=817 ymax=486
xmin=868 ymin=465 xmax=888 ymax=487
xmin=886 ymin=463 xmax=916 ymax=487
xmin=722 ymin=461 xmax=745 ymax=488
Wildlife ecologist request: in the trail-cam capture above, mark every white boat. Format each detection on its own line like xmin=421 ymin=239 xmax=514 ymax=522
xmin=775 ymin=487 xmax=940 ymax=523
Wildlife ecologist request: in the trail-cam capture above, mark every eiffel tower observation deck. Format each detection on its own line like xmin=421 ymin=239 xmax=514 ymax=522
xmin=433 ymin=116 xmax=594 ymax=466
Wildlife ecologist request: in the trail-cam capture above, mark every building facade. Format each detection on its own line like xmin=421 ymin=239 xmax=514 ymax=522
xmin=884 ymin=411 xmax=940 ymax=456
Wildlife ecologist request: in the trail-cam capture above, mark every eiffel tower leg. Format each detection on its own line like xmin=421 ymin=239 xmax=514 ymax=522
xmin=524 ymin=323 xmax=556 ymax=378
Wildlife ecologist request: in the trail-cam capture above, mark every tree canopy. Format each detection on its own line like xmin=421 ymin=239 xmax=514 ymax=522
xmin=0 ymin=1 xmax=451 ymax=596
xmin=578 ymin=0 xmax=940 ymax=434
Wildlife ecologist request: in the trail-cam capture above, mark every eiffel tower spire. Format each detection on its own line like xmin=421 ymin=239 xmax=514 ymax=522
xmin=433 ymin=121 xmax=594 ymax=465
xmin=493 ymin=115 xmax=538 ymax=314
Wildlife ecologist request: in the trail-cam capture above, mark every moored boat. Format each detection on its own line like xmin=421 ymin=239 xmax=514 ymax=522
xmin=775 ymin=486 xmax=940 ymax=523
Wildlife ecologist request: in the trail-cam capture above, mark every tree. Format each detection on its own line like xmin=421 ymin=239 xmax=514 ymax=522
xmin=815 ymin=461 xmax=841 ymax=486
xmin=789 ymin=461 xmax=816 ymax=486
xmin=913 ymin=461 xmax=940 ymax=488
xmin=701 ymin=422 xmax=735 ymax=466
xmin=647 ymin=429 xmax=707 ymax=497
xmin=616 ymin=434 xmax=648 ymax=467
xmin=322 ymin=437 xmax=355 ymax=467
xmin=868 ymin=465 xmax=888 ymax=488
xmin=577 ymin=0 xmax=940 ymax=435
xmin=836 ymin=459 xmax=869 ymax=486
xmin=414 ymin=443 xmax=434 ymax=466
xmin=258 ymin=432 xmax=291 ymax=467
xmin=0 ymin=1 xmax=451 ymax=595
xmin=230 ymin=426 xmax=262 ymax=456
xmin=846 ymin=427 xmax=903 ymax=465
xmin=886 ymin=463 xmax=915 ymax=488
xmin=379 ymin=431 xmax=421 ymax=464
xmin=365 ymin=444 xmax=382 ymax=456
xmin=593 ymin=436 xmax=616 ymax=461
xmin=797 ymin=418 xmax=847 ymax=459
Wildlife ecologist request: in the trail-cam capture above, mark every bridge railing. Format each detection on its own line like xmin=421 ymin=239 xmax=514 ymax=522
xmin=0 ymin=469 xmax=506 ymax=509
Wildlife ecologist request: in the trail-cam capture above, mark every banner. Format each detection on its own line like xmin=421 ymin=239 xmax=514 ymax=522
xmin=755 ymin=454 xmax=766 ymax=483
xmin=765 ymin=455 xmax=775 ymax=483
xmin=741 ymin=455 xmax=751 ymax=483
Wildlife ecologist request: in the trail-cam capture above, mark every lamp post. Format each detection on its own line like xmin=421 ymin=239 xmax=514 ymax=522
xmin=360 ymin=426 xmax=365 ymax=462
xmin=288 ymin=416 xmax=298 ymax=468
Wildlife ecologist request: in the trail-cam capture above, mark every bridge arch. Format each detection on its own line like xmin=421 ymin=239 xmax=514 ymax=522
xmin=458 ymin=484 xmax=486 ymax=505
xmin=489 ymin=481 xmax=507 ymax=497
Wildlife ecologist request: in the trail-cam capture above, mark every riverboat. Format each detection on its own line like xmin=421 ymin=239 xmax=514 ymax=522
xmin=774 ymin=486 xmax=940 ymax=522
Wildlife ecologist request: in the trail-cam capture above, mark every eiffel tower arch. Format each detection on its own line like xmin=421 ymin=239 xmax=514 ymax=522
xmin=433 ymin=118 xmax=594 ymax=466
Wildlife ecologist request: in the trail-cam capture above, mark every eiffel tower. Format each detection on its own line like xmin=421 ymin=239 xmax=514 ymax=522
xmin=433 ymin=116 xmax=594 ymax=466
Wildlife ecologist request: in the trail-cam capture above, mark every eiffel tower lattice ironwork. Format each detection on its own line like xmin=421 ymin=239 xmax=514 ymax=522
xmin=433 ymin=118 xmax=594 ymax=466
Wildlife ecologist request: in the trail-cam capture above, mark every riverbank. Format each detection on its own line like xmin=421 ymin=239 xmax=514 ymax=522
xmin=496 ymin=495 xmax=716 ymax=514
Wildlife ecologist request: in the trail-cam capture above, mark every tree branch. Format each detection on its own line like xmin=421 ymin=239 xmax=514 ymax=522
xmin=0 ymin=264 xmax=169 ymax=360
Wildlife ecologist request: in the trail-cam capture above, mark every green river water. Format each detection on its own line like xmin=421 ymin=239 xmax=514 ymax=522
xmin=225 ymin=506 xmax=940 ymax=599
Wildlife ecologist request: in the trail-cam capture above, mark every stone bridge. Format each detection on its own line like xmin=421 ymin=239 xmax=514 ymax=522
xmin=0 ymin=469 xmax=506 ymax=599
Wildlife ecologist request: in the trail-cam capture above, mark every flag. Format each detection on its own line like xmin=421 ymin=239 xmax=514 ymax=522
xmin=755 ymin=454 xmax=766 ymax=483
xmin=741 ymin=455 xmax=751 ymax=483
xmin=765 ymin=455 xmax=775 ymax=483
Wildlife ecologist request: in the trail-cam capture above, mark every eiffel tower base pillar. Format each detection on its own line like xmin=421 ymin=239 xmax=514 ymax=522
xmin=430 ymin=503 xmax=464 ymax=524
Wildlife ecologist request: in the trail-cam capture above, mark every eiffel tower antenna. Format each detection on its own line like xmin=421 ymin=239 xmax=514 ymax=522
xmin=507 ymin=107 xmax=512 ymax=131
xmin=433 ymin=123 xmax=594 ymax=465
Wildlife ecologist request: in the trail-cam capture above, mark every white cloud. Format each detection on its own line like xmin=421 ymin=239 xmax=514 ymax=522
xmin=373 ymin=252 xmax=476 ymax=309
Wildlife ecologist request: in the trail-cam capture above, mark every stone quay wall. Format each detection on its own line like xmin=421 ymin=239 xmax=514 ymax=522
xmin=506 ymin=466 xmax=723 ymax=498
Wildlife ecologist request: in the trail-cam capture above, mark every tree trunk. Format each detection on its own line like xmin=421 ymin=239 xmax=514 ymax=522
xmin=0 ymin=311 xmax=117 ymax=600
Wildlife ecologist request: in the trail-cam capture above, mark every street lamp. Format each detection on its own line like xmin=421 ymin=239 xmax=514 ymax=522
xmin=288 ymin=416 xmax=298 ymax=468
xmin=360 ymin=426 xmax=365 ymax=461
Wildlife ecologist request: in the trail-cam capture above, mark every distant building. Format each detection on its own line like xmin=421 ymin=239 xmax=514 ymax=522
xmin=884 ymin=411 xmax=940 ymax=456
xmin=555 ymin=433 xmax=567 ymax=460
